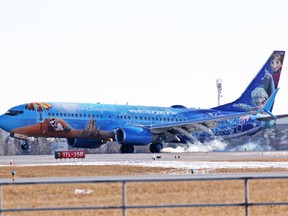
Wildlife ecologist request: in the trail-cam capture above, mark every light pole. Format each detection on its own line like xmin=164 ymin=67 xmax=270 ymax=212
xmin=216 ymin=78 xmax=222 ymax=106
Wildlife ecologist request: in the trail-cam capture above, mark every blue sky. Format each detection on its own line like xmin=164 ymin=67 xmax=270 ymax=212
xmin=0 ymin=0 xmax=288 ymax=115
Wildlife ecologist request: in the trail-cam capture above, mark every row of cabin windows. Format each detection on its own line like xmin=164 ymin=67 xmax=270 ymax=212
xmin=48 ymin=112 xmax=103 ymax=118
xmin=48 ymin=112 xmax=186 ymax=122
xmin=117 ymin=115 xmax=186 ymax=122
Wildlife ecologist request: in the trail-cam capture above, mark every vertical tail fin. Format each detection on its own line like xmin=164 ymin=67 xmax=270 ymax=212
xmin=213 ymin=50 xmax=285 ymax=112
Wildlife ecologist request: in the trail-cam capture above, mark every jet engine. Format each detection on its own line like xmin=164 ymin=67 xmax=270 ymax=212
xmin=115 ymin=127 xmax=152 ymax=145
xmin=67 ymin=138 xmax=106 ymax=148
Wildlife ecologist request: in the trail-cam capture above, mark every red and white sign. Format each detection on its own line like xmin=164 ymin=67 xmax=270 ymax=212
xmin=55 ymin=150 xmax=85 ymax=159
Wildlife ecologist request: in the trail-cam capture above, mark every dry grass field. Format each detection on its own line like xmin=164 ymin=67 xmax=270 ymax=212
xmin=0 ymin=162 xmax=288 ymax=215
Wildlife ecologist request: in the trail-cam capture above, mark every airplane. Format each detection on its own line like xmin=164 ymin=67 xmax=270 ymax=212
xmin=0 ymin=50 xmax=286 ymax=154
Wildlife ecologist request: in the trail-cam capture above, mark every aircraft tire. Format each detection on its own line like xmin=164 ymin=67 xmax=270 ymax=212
xmin=149 ymin=143 xmax=163 ymax=153
xmin=21 ymin=143 xmax=30 ymax=151
xmin=120 ymin=145 xmax=134 ymax=153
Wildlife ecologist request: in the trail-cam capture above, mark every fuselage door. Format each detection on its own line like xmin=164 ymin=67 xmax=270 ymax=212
xmin=37 ymin=111 xmax=46 ymax=122
xmin=236 ymin=123 xmax=243 ymax=133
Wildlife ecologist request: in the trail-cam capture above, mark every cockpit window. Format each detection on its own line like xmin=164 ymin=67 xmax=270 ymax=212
xmin=5 ymin=110 xmax=24 ymax=116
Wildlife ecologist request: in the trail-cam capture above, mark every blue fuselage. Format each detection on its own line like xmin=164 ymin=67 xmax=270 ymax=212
xmin=0 ymin=102 xmax=265 ymax=142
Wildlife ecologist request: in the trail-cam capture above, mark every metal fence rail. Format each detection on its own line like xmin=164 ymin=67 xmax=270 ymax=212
xmin=0 ymin=175 xmax=288 ymax=216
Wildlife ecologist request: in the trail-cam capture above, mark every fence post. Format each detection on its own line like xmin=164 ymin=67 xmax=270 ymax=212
xmin=244 ymin=178 xmax=249 ymax=216
xmin=122 ymin=181 xmax=126 ymax=216
xmin=0 ymin=185 xmax=2 ymax=216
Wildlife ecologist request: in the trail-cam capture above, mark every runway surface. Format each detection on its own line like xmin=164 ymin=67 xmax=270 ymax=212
xmin=2 ymin=151 xmax=288 ymax=167
xmin=1 ymin=151 xmax=288 ymax=169
xmin=1 ymin=151 xmax=288 ymax=183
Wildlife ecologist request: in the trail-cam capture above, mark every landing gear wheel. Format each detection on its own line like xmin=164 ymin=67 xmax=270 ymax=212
xmin=21 ymin=142 xmax=30 ymax=151
xmin=149 ymin=143 xmax=163 ymax=153
xmin=120 ymin=145 xmax=134 ymax=153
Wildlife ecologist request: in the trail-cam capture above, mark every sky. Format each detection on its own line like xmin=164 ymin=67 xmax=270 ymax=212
xmin=1 ymin=0 xmax=288 ymax=115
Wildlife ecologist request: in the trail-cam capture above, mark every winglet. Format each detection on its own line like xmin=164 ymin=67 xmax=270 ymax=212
xmin=259 ymin=87 xmax=279 ymax=118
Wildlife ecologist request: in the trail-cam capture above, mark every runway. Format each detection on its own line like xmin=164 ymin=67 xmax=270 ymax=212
xmin=1 ymin=151 xmax=288 ymax=170
xmin=2 ymin=151 xmax=288 ymax=165
xmin=1 ymin=151 xmax=288 ymax=163
xmin=1 ymin=151 xmax=288 ymax=184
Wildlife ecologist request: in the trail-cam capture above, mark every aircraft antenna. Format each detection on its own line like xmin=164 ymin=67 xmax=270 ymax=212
xmin=216 ymin=78 xmax=222 ymax=106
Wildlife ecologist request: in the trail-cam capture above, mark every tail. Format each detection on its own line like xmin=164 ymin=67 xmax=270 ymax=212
xmin=213 ymin=50 xmax=285 ymax=112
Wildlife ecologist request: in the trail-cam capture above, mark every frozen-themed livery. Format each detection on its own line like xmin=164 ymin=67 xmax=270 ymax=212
xmin=0 ymin=51 xmax=286 ymax=153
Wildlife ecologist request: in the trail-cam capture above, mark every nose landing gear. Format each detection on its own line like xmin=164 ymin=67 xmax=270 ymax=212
xmin=20 ymin=140 xmax=30 ymax=151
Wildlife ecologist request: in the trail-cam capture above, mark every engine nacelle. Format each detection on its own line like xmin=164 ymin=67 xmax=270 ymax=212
xmin=67 ymin=138 xmax=106 ymax=148
xmin=115 ymin=127 xmax=152 ymax=145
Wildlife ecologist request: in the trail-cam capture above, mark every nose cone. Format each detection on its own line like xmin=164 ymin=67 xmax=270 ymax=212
xmin=0 ymin=112 xmax=23 ymax=133
xmin=0 ymin=113 xmax=11 ymax=132
xmin=0 ymin=104 xmax=28 ymax=133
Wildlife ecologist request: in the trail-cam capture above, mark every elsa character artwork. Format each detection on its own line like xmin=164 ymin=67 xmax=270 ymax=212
xmin=231 ymin=86 xmax=270 ymax=123
xmin=251 ymin=87 xmax=268 ymax=110
xmin=232 ymin=87 xmax=268 ymax=112
xmin=249 ymin=87 xmax=275 ymax=127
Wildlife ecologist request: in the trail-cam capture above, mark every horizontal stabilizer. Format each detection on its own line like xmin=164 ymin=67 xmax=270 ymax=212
xmin=256 ymin=114 xmax=288 ymax=122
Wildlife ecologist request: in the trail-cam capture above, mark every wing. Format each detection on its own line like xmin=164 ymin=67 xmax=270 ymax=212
xmin=148 ymin=88 xmax=280 ymax=140
xmin=148 ymin=110 xmax=260 ymax=139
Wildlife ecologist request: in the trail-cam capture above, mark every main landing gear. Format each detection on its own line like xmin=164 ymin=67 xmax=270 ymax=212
xmin=120 ymin=143 xmax=164 ymax=154
xmin=149 ymin=143 xmax=163 ymax=153
xmin=120 ymin=145 xmax=134 ymax=153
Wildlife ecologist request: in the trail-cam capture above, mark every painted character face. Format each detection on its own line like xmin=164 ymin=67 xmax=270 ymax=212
xmin=270 ymin=58 xmax=282 ymax=72
xmin=50 ymin=118 xmax=57 ymax=127
xmin=253 ymin=97 xmax=267 ymax=110
xmin=49 ymin=118 xmax=64 ymax=131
